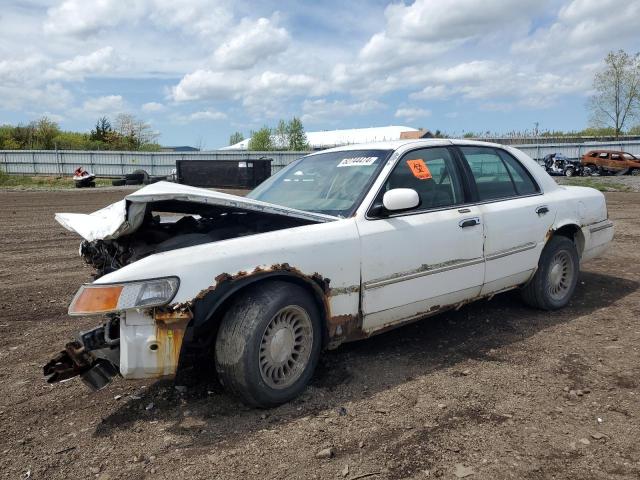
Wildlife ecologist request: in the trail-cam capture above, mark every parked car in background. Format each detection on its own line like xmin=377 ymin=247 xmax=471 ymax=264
xmin=581 ymin=150 xmax=640 ymax=176
xmin=45 ymin=139 xmax=614 ymax=407
xmin=543 ymin=153 xmax=584 ymax=177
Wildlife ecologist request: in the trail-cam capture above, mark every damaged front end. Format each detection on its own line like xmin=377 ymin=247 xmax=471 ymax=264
xmin=44 ymin=317 xmax=121 ymax=390
xmin=45 ymin=182 xmax=337 ymax=389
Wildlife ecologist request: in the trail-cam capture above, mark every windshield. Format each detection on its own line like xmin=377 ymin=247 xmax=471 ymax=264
xmin=248 ymin=149 xmax=392 ymax=217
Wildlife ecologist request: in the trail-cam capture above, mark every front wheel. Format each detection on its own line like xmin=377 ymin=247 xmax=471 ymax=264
xmin=521 ymin=236 xmax=579 ymax=310
xmin=215 ymin=281 xmax=322 ymax=407
xmin=564 ymin=167 xmax=575 ymax=177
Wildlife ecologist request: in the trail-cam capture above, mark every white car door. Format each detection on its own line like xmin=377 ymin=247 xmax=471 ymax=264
xmin=357 ymin=146 xmax=485 ymax=333
xmin=456 ymin=145 xmax=556 ymax=294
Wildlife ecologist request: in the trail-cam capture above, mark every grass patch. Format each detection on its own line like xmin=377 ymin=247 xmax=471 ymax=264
xmin=558 ymin=177 xmax=632 ymax=192
xmin=0 ymin=171 xmax=112 ymax=189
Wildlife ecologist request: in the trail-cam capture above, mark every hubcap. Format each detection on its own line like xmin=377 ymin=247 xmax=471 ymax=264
xmin=547 ymin=250 xmax=574 ymax=301
xmin=259 ymin=306 xmax=313 ymax=390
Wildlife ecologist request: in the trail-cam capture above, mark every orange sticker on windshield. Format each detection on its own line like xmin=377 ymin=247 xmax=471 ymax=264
xmin=406 ymin=159 xmax=432 ymax=180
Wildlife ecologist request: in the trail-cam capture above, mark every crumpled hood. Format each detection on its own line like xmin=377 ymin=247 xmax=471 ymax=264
xmin=55 ymin=181 xmax=337 ymax=241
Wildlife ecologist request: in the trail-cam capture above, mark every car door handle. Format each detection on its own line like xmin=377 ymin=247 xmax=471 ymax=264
xmin=536 ymin=206 xmax=549 ymax=216
xmin=459 ymin=217 xmax=480 ymax=228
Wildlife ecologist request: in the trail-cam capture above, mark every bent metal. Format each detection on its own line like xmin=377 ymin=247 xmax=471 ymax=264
xmin=44 ymin=139 xmax=614 ymax=407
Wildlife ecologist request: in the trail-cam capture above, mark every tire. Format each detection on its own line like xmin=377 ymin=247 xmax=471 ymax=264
xmin=585 ymin=164 xmax=599 ymax=176
xmin=215 ymin=281 xmax=322 ymax=407
xmin=125 ymin=169 xmax=149 ymax=183
xmin=521 ymin=236 xmax=579 ymax=310
xmin=111 ymin=179 xmax=126 ymax=186
xmin=564 ymin=167 xmax=575 ymax=177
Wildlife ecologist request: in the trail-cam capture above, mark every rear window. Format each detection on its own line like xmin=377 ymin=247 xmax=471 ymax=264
xmin=460 ymin=146 xmax=539 ymax=201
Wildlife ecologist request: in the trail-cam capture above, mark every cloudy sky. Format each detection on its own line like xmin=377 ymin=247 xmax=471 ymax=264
xmin=1 ymin=0 xmax=638 ymax=148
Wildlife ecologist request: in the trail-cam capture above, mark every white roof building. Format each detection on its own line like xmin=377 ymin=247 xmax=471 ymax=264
xmin=221 ymin=125 xmax=428 ymax=151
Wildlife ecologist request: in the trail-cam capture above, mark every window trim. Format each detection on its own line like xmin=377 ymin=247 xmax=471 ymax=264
xmin=365 ymin=145 xmax=544 ymax=221
xmin=454 ymin=145 xmax=541 ymax=203
xmin=365 ymin=145 xmax=471 ymax=220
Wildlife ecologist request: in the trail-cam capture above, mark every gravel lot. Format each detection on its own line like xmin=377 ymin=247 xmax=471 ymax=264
xmin=555 ymin=174 xmax=640 ymax=192
xmin=0 ymin=187 xmax=639 ymax=480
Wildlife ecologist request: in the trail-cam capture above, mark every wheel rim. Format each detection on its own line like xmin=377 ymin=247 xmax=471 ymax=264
xmin=547 ymin=250 xmax=574 ymax=301
xmin=259 ymin=305 xmax=313 ymax=390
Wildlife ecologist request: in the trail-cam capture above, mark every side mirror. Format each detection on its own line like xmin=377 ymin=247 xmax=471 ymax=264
xmin=382 ymin=188 xmax=419 ymax=212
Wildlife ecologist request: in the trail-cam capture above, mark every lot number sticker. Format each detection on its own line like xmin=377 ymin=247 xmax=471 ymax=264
xmin=337 ymin=156 xmax=378 ymax=167
xmin=406 ymin=159 xmax=432 ymax=180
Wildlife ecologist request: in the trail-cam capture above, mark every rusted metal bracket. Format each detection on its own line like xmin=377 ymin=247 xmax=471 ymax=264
xmin=43 ymin=341 xmax=94 ymax=383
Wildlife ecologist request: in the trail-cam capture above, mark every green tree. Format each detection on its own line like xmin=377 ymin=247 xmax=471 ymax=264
xmin=274 ymin=119 xmax=288 ymax=149
xmin=90 ymin=117 xmax=112 ymax=142
xmin=248 ymin=126 xmax=273 ymax=151
xmin=286 ymin=117 xmax=309 ymax=150
xmin=229 ymin=131 xmax=244 ymax=145
xmin=52 ymin=132 xmax=92 ymax=150
xmin=11 ymin=124 xmax=36 ymax=149
xmin=33 ymin=117 xmax=61 ymax=149
xmin=588 ymin=50 xmax=640 ymax=139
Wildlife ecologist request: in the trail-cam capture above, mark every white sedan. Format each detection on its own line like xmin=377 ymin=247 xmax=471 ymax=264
xmin=45 ymin=139 xmax=614 ymax=407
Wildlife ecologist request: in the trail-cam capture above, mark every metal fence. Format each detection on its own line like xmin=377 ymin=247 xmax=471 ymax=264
xmin=514 ymin=140 xmax=640 ymax=161
xmin=2 ymin=140 xmax=640 ymax=178
xmin=0 ymin=150 xmax=308 ymax=177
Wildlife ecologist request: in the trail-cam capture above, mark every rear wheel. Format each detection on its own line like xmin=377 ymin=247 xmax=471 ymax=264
xmin=521 ymin=236 xmax=579 ymax=310
xmin=585 ymin=164 xmax=599 ymax=176
xmin=215 ymin=281 xmax=322 ymax=407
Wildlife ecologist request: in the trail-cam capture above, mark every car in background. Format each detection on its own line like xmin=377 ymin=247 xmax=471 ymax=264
xmin=543 ymin=153 xmax=584 ymax=177
xmin=45 ymin=139 xmax=614 ymax=407
xmin=581 ymin=150 xmax=640 ymax=176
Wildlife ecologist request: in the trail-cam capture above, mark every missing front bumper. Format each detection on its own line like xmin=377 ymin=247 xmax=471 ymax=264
xmin=43 ymin=320 xmax=120 ymax=391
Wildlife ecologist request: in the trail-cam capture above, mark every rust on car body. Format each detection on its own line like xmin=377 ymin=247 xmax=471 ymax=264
xmin=167 ymin=264 xmax=363 ymax=359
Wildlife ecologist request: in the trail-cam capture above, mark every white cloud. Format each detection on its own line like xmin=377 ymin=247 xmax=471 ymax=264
xmin=394 ymin=107 xmax=431 ymax=122
xmin=171 ymin=70 xmax=243 ymax=101
xmin=189 ymin=110 xmax=227 ymax=121
xmin=45 ymin=47 xmax=118 ymax=80
xmin=171 ymin=69 xmax=327 ymax=104
xmin=213 ymin=17 xmax=290 ymax=70
xmin=0 ymin=83 xmax=73 ymax=111
xmin=410 ymin=85 xmax=451 ymax=101
xmin=149 ymin=0 xmax=233 ymax=37
xmin=512 ymin=0 xmax=640 ymax=67
xmin=301 ymin=98 xmax=385 ymax=124
xmin=141 ymin=102 xmax=165 ymax=112
xmin=44 ymin=0 xmax=145 ymax=37
xmin=82 ymin=95 xmax=125 ymax=114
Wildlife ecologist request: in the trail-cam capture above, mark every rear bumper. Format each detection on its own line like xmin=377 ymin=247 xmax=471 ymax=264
xmin=582 ymin=220 xmax=614 ymax=262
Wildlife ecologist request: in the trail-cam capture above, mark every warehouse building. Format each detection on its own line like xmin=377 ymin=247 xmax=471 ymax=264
xmin=221 ymin=126 xmax=432 ymax=151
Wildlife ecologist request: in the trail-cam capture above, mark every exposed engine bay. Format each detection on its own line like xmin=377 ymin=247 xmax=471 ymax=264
xmin=78 ymin=199 xmax=314 ymax=278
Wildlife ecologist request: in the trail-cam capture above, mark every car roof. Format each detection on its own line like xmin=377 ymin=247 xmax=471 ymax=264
xmin=585 ymin=149 xmax=631 ymax=154
xmin=308 ymin=138 xmax=505 ymax=155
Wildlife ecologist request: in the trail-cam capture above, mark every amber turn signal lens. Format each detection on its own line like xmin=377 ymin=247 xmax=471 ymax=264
xmin=69 ymin=285 xmax=123 ymax=315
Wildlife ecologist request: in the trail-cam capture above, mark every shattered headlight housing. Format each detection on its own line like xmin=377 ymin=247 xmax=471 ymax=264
xmin=68 ymin=277 xmax=179 ymax=315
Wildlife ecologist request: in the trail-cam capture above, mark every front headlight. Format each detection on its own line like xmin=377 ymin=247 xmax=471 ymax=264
xmin=68 ymin=277 xmax=179 ymax=316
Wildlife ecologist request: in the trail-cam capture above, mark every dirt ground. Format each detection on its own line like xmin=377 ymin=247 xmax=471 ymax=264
xmin=0 ymin=187 xmax=639 ymax=480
